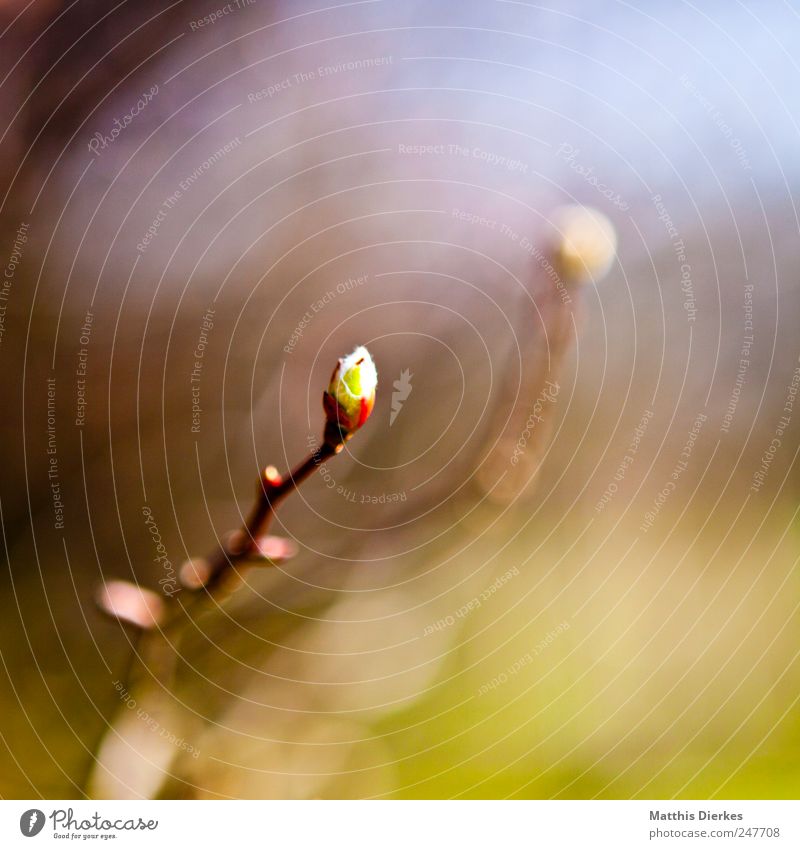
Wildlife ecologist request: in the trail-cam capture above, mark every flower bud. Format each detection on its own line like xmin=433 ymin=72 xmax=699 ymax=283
xmin=550 ymin=205 xmax=617 ymax=284
xmin=323 ymin=345 xmax=377 ymax=438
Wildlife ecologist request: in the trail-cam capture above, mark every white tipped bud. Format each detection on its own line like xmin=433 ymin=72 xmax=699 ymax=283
xmin=323 ymin=345 xmax=378 ymax=436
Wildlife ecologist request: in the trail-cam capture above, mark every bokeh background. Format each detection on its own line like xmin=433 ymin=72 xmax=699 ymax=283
xmin=1 ymin=0 xmax=799 ymax=799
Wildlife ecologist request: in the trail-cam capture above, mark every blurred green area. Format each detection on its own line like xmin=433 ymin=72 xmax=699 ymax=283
xmin=2 ymin=464 xmax=799 ymax=799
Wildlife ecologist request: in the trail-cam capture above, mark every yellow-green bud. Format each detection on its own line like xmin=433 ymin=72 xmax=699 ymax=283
xmin=323 ymin=345 xmax=378 ymax=436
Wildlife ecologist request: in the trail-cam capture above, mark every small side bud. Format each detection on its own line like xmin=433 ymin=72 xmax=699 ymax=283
xmin=179 ymin=557 xmax=212 ymax=590
xmin=263 ymin=465 xmax=282 ymax=486
xmin=323 ymin=345 xmax=378 ymax=439
xmin=249 ymin=535 xmax=299 ymax=563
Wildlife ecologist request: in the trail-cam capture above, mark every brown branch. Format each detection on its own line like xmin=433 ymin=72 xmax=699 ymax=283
xmin=198 ymin=434 xmax=341 ymax=597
